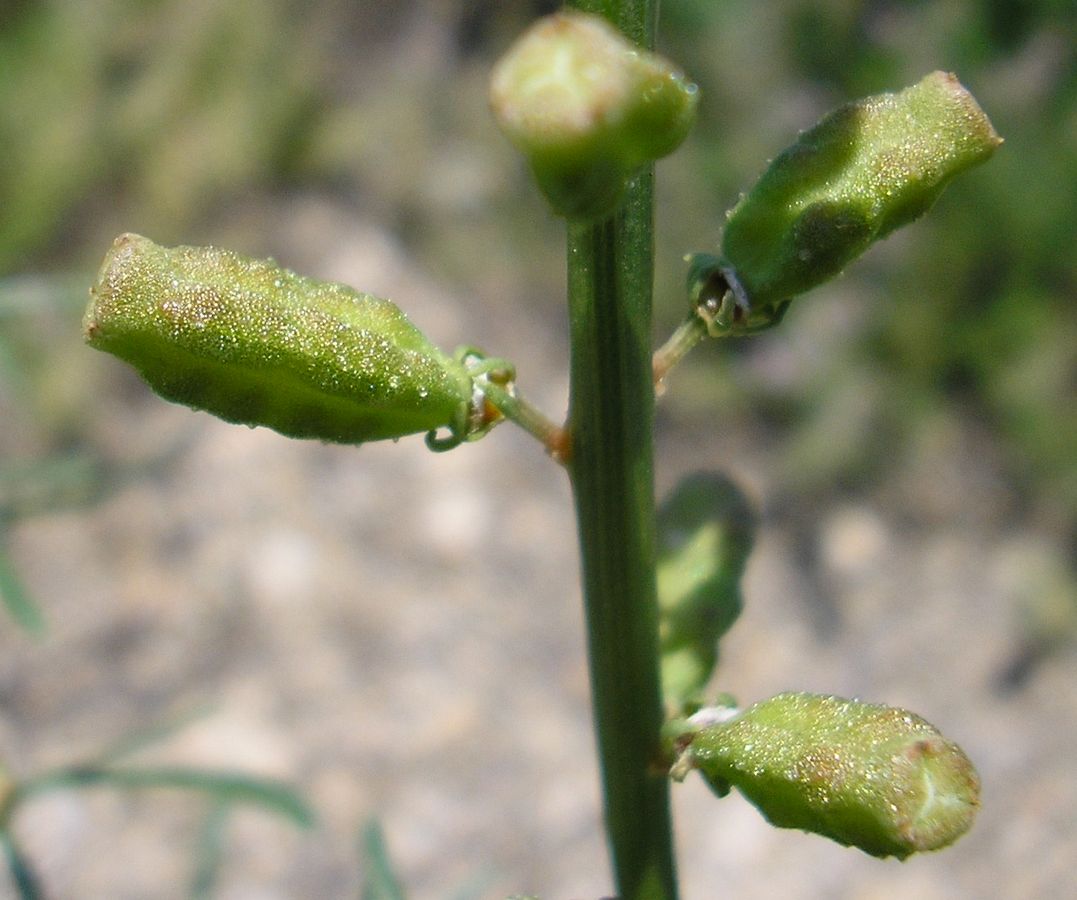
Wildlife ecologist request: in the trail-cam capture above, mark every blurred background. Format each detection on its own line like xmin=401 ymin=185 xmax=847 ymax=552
xmin=1 ymin=0 xmax=1074 ymax=897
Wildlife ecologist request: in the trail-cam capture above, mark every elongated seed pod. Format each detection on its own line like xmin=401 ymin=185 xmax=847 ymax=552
xmin=686 ymin=692 xmax=981 ymax=859
xmin=84 ymin=234 xmax=474 ymax=445
xmin=722 ymin=72 xmax=1000 ymax=310
xmin=689 ymin=72 xmax=1001 ymax=336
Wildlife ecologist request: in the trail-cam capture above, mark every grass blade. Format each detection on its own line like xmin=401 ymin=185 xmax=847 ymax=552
xmin=189 ymin=801 xmax=230 ymax=900
xmin=360 ymin=819 xmax=406 ymax=900
xmin=0 ymin=829 xmax=43 ymax=900
xmin=20 ymin=766 xmax=314 ymax=829
xmin=0 ymin=541 xmax=45 ymax=637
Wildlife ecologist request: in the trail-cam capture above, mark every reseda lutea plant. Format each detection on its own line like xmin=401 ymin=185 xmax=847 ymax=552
xmin=83 ymin=9 xmax=999 ymax=899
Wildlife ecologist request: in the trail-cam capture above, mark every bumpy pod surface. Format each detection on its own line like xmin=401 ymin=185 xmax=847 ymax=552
xmin=85 ymin=234 xmax=473 ymax=445
xmin=688 ymin=692 xmax=981 ymax=859
xmin=695 ymin=72 xmax=1000 ymax=335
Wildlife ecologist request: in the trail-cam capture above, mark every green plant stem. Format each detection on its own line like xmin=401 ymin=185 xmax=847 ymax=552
xmin=567 ymin=187 xmax=677 ymax=900
xmin=564 ymin=7 xmax=674 ymax=899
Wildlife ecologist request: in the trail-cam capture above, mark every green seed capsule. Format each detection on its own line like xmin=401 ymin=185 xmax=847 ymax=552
xmin=694 ymin=72 xmax=1001 ymax=336
xmin=490 ymin=12 xmax=698 ymax=221
xmin=84 ymin=234 xmax=475 ymax=446
xmin=685 ymin=692 xmax=981 ymax=859
xmin=657 ymin=473 xmax=755 ymax=709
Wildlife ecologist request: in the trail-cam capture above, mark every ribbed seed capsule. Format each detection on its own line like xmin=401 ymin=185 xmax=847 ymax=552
xmin=692 ymin=72 xmax=1001 ymax=336
xmin=84 ymin=234 xmax=475 ymax=446
xmin=684 ymin=692 xmax=981 ymax=859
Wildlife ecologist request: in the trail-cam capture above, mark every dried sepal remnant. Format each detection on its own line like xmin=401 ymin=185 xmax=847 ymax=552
xmin=85 ymin=234 xmax=475 ymax=446
xmin=691 ymin=72 xmax=1001 ymax=336
xmin=490 ymin=11 xmax=697 ymax=220
xmin=684 ymin=692 xmax=981 ymax=859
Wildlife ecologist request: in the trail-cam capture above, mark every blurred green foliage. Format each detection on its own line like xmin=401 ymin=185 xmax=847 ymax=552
xmin=2 ymin=755 xmax=313 ymax=897
xmin=657 ymin=473 xmax=755 ymax=710
xmin=0 ymin=0 xmax=324 ymax=273
xmin=359 ymin=819 xmax=407 ymax=900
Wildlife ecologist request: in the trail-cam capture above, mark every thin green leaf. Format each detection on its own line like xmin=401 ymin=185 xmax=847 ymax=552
xmin=20 ymin=766 xmax=314 ymax=829
xmin=93 ymin=705 xmax=216 ymax=765
xmin=0 ymin=828 xmax=43 ymax=900
xmin=359 ymin=819 xmax=406 ymax=900
xmin=189 ymin=801 xmax=230 ymax=900
xmin=0 ymin=541 xmax=45 ymax=637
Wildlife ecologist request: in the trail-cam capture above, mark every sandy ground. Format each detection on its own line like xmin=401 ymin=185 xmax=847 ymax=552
xmin=2 ymin=200 xmax=1075 ymax=899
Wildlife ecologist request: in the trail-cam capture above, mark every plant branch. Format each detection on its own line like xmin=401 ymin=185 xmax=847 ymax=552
xmin=652 ymin=315 xmax=708 ymax=388
xmin=479 ymin=379 xmax=571 ymax=463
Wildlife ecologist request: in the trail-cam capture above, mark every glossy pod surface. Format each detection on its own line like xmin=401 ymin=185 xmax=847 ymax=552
xmin=85 ymin=234 xmax=473 ymax=445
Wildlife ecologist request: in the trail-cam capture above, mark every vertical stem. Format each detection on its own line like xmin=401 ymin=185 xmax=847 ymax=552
xmin=564 ymin=5 xmax=675 ymax=899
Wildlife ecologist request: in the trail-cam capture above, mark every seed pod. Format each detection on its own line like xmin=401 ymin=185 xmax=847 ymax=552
xmin=685 ymin=692 xmax=981 ymax=859
xmin=490 ymin=12 xmax=698 ymax=220
xmin=657 ymin=473 xmax=755 ymax=708
xmin=84 ymin=234 xmax=474 ymax=446
xmin=695 ymin=72 xmax=1001 ymax=336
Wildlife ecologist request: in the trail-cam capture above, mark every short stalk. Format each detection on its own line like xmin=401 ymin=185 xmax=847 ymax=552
xmin=479 ymin=380 xmax=571 ymax=463
xmin=652 ymin=315 xmax=708 ymax=387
